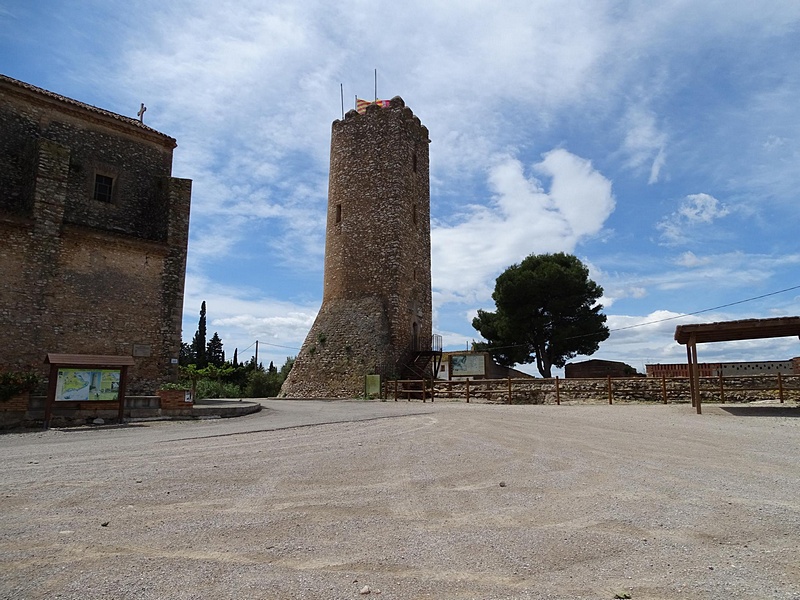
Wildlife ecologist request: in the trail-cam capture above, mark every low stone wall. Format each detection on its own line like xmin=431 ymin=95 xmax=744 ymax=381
xmin=430 ymin=375 xmax=800 ymax=404
xmin=0 ymin=393 xmax=197 ymax=429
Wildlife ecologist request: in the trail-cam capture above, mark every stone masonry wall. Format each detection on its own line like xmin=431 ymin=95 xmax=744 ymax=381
xmin=0 ymin=75 xmax=191 ymax=394
xmin=432 ymin=375 xmax=800 ymax=404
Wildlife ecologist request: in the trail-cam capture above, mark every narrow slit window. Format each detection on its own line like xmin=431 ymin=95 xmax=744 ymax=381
xmin=94 ymin=174 xmax=114 ymax=203
xmin=412 ymin=203 xmax=417 ymax=224
xmin=336 ymin=203 xmax=342 ymax=223
xmin=412 ymin=153 xmax=418 ymax=173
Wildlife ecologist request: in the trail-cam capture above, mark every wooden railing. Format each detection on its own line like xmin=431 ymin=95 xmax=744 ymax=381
xmin=383 ymin=373 xmax=800 ymax=404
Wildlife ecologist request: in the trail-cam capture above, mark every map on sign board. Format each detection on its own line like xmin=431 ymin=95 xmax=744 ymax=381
xmin=55 ymin=369 xmax=121 ymax=401
xmin=450 ymin=354 xmax=486 ymax=377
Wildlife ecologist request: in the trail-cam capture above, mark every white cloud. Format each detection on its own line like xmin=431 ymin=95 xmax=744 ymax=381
xmin=431 ymin=148 xmax=615 ymax=305
xmin=658 ymin=193 xmax=730 ymax=245
xmin=674 ymin=251 xmax=710 ymax=268
xmin=678 ymin=193 xmax=730 ymax=223
xmin=621 ymin=106 xmax=668 ymax=184
xmin=181 ymin=273 xmax=317 ymax=365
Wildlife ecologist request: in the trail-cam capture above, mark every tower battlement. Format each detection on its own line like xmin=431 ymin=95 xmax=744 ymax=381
xmin=337 ymin=96 xmax=429 ymax=142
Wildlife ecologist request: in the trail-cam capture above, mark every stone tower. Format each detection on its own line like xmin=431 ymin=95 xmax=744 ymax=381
xmin=281 ymin=97 xmax=432 ymax=398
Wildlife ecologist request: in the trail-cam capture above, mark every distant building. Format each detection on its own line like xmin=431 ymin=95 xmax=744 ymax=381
xmin=645 ymin=359 xmax=800 ymax=378
xmin=0 ymin=74 xmax=191 ymax=393
xmin=564 ymin=359 xmax=639 ymax=378
xmin=436 ymin=352 xmax=533 ymax=381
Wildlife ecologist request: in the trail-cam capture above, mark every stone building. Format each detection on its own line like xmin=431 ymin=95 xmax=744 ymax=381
xmin=0 ymin=74 xmax=191 ymax=394
xmin=565 ymin=359 xmax=639 ymax=378
xmin=645 ymin=359 xmax=800 ymax=378
xmin=281 ymin=97 xmax=433 ymax=397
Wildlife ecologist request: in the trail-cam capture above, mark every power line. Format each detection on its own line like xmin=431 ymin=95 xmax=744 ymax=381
xmin=257 ymin=341 xmax=301 ymax=351
xmin=608 ymin=283 xmax=800 ymax=334
xmin=477 ymin=283 xmax=800 ymax=348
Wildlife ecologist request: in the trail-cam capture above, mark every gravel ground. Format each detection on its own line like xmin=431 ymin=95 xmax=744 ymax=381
xmin=1 ymin=399 xmax=799 ymax=600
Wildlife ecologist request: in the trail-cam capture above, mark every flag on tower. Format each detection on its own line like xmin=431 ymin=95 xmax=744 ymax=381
xmin=356 ymin=98 xmax=391 ymax=114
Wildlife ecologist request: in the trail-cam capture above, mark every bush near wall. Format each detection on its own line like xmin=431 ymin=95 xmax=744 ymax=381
xmin=0 ymin=371 xmax=39 ymax=403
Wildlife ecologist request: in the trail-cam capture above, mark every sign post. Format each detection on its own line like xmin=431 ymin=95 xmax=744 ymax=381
xmin=44 ymin=354 xmax=135 ymax=429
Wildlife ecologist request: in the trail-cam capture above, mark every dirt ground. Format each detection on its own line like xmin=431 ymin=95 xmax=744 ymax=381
xmin=1 ymin=400 xmax=799 ymax=600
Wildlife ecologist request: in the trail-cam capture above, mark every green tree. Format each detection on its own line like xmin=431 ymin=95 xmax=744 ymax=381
xmin=207 ymin=332 xmax=225 ymax=367
xmin=179 ymin=342 xmax=195 ymax=367
xmin=279 ymin=356 xmax=295 ymax=380
xmin=245 ymin=369 xmax=281 ymax=398
xmin=191 ymin=301 xmax=208 ymax=368
xmin=472 ymin=253 xmax=609 ymax=378
xmin=179 ymin=364 xmax=204 ymax=399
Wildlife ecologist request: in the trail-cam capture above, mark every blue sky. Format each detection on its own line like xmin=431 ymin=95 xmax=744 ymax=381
xmin=3 ymin=1 xmax=800 ymax=375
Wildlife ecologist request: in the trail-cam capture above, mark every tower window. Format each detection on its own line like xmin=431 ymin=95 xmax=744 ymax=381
xmin=412 ymin=203 xmax=417 ymax=224
xmin=93 ymin=174 xmax=114 ymax=203
xmin=336 ymin=203 xmax=342 ymax=224
xmin=412 ymin=153 xmax=417 ymax=173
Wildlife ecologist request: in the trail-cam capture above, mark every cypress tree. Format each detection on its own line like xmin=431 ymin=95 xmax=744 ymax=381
xmin=191 ymin=301 xmax=208 ymax=368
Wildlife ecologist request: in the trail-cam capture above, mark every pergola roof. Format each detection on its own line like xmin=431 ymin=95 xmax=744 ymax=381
xmin=674 ymin=316 xmax=800 ymax=345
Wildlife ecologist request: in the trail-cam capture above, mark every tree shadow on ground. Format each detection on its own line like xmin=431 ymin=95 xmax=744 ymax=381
xmin=720 ymin=405 xmax=800 ymax=417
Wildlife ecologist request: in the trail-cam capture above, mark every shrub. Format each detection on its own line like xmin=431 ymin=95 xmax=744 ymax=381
xmin=194 ymin=379 xmax=241 ymax=399
xmin=159 ymin=382 xmax=189 ymax=391
xmin=0 ymin=371 xmax=40 ymax=402
xmin=245 ymin=370 xmax=281 ymax=398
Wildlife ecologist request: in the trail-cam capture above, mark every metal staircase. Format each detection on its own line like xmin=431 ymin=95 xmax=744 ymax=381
xmin=401 ymin=335 xmax=443 ymax=396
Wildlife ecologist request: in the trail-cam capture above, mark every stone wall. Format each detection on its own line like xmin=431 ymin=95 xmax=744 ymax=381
xmin=0 ymin=75 xmax=191 ymax=394
xmin=431 ymin=375 xmax=800 ymax=404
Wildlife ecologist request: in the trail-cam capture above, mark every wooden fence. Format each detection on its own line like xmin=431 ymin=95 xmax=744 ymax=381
xmin=384 ymin=373 xmax=800 ymax=404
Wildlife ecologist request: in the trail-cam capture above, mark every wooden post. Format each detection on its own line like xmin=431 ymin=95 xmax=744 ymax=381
xmin=607 ymin=375 xmax=613 ymax=405
xmin=555 ymin=376 xmax=561 ymax=405
xmin=719 ymin=372 xmax=725 ymax=404
xmin=466 ymin=379 xmax=470 ymax=403
xmin=661 ymin=375 xmax=667 ymax=404
xmin=117 ymin=365 xmax=129 ymax=423
xmin=507 ymin=377 xmax=512 ymax=404
xmin=686 ymin=344 xmax=696 ymax=408
xmin=44 ymin=363 xmax=59 ymax=429
xmin=690 ymin=337 xmax=701 ymax=414
xmin=430 ymin=379 xmax=435 ymax=402
xmin=394 ymin=379 xmax=398 ymax=401
xmin=422 ymin=379 xmax=426 ymax=403
xmin=778 ymin=372 xmax=784 ymax=404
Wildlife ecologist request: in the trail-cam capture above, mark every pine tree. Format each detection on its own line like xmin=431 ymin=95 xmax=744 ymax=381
xmin=207 ymin=332 xmax=225 ymax=367
xmin=473 ymin=253 xmax=608 ymax=377
xmin=191 ymin=301 xmax=208 ymax=368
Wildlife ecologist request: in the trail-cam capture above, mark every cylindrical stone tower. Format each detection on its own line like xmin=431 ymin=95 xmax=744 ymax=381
xmin=281 ymin=97 xmax=431 ymax=398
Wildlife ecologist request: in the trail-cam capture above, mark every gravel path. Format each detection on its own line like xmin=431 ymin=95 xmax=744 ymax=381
xmin=1 ymin=400 xmax=799 ymax=599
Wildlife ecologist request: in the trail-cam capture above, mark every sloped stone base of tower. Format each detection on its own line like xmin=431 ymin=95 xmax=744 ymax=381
xmin=280 ymin=297 xmax=399 ymax=398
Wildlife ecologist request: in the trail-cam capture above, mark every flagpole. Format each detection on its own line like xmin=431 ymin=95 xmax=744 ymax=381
xmin=374 ymin=68 xmax=377 ymax=102
xmin=340 ymin=83 xmax=344 ymax=119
